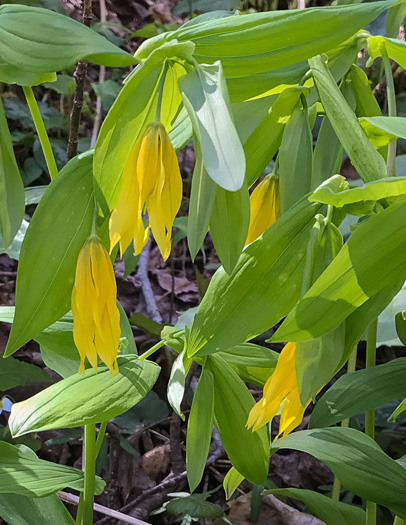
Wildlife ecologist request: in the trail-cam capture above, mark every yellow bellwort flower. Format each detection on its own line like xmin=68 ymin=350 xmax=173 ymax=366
xmin=245 ymin=174 xmax=279 ymax=246
xmin=246 ymin=342 xmax=311 ymax=441
xmin=71 ymin=236 xmax=121 ymax=376
xmin=109 ymin=122 xmax=182 ymax=261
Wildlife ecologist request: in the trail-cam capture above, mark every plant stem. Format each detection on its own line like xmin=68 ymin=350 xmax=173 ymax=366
xmin=331 ymin=346 xmax=357 ymax=501
xmin=22 ymin=86 xmax=58 ymax=180
xmin=139 ymin=340 xmax=165 ymax=361
xmin=75 ymin=494 xmax=84 ymax=525
xmin=365 ymin=319 xmax=377 ymax=525
xmin=82 ymin=424 xmax=96 ymax=525
xmin=381 ymin=47 xmax=397 ymax=177
xmin=95 ymin=421 xmax=107 ymax=457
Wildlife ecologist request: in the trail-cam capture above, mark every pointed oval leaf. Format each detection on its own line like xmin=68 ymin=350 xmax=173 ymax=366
xmin=9 ymin=355 xmax=160 ymax=436
xmin=273 ymin=201 xmax=406 ymax=342
xmin=207 ymin=355 xmax=269 ymax=485
xmin=279 ymin=427 xmax=406 ymax=519
xmin=187 ymin=369 xmax=214 ymax=492
xmin=179 ymin=62 xmax=246 ymax=192
xmin=310 ymin=358 xmax=406 ymax=428
xmin=0 ymin=5 xmax=137 ymax=74
xmin=0 ymin=493 xmax=75 ymax=525
xmin=0 ymin=441 xmax=104 ymax=497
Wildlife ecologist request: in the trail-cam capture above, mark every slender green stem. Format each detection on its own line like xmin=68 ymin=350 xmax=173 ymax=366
xmin=22 ymin=86 xmax=58 ymax=180
xmin=90 ymin=202 xmax=98 ymax=237
xmin=331 ymin=346 xmax=358 ymax=501
xmin=82 ymin=424 xmax=96 ymax=525
xmin=365 ymin=320 xmax=377 ymax=525
xmin=95 ymin=421 xmax=107 ymax=457
xmin=75 ymin=494 xmax=84 ymax=525
xmin=139 ymin=340 xmax=165 ymax=361
xmin=381 ymin=47 xmax=397 ymax=177
xmin=393 ymin=516 xmax=405 ymax=525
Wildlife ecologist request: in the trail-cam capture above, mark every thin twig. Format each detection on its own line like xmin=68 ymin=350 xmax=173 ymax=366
xmin=58 ymin=492 xmax=152 ymax=525
xmin=67 ymin=0 xmax=93 ymax=160
xmin=90 ymin=0 xmax=107 ymax=148
xmin=135 ymin=234 xmax=162 ymax=324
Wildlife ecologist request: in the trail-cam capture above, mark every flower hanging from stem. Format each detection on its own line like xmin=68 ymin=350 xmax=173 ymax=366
xmin=71 ymin=235 xmax=120 ymax=376
xmin=109 ymin=121 xmax=182 ymax=261
xmin=245 ymin=173 xmax=279 ymax=246
xmin=246 ymin=342 xmax=310 ymax=441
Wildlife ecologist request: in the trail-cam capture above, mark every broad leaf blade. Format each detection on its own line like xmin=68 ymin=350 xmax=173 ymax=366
xmin=279 ymin=427 xmax=406 ymax=519
xmin=0 ymin=493 xmax=74 ymax=525
xmin=273 ymin=201 xmax=406 ymax=342
xmin=9 ymin=356 xmax=160 ymax=436
xmin=0 ymin=441 xmax=104 ymax=497
xmin=310 ymin=358 xmax=406 ymax=428
xmin=207 ymin=356 xmax=269 ymax=485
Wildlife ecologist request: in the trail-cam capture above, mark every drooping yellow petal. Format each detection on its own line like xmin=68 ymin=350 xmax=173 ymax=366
xmin=247 ymin=342 xmax=308 ymax=437
xmin=137 ymin=123 xmax=161 ymax=205
xmin=148 ymin=125 xmax=182 ymax=260
xmin=72 ymin=236 xmax=120 ymax=376
xmin=245 ymin=174 xmax=279 ymax=246
xmin=109 ymin=139 xmax=142 ymax=257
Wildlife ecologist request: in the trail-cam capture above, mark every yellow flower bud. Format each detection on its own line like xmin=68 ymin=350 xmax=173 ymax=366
xmin=109 ymin=122 xmax=182 ymax=261
xmin=71 ymin=236 xmax=120 ymax=376
xmin=246 ymin=343 xmax=310 ymax=441
xmin=245 ymin=174 xmax=279 ymax=246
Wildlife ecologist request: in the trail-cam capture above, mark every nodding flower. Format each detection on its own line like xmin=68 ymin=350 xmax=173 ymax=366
xmin=245 ymin=174 xmax=279 ymax=246
xmin=246 ymin=342 xmax=310 ymax=441
xmin=109 ymin=122 xmax=182 ymax=261
xmin=71 ymin=236 xmax=120 ymax=377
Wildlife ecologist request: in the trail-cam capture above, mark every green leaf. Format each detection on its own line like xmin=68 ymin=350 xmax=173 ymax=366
xmin=92 ymin=79 xmax=121 ymax=110
xmin=360 ymin=116 xmax=406 ymax=145
xmin=219 ymin=343 xmax=278 ymax=368
xmin=278 ymin=427 xmax=406 ymax=519
xmin=223 ymin=467 xmax=244 ymax=499
xmin=210 ymin=181 xmax=250 ymax=274
xmin=40 ymin=346 xmax=79 ymax=379
xmin=187 ymin=369 xmax=214 ymax=492
xmin=272 ymin=201 xmax=406 ymax=342
xmin=0 ymin=441 xmax=104 ymax=497
xmin=309 ymin=55 xmax=386 ymax=183
xmin=312 ymin=115 xmax=343 ymax=190
xmin=368 ymin=35 xmax=406 ymax=71
xmin=348 ymin=65 xmax=382 ymax=118
xmin=173 ymin=0 xmax=241 ymax=14
xmin=179 ymin=62 xmax=245 ymax=191
xmin=0 ymin=357 xmax=52 ymax=391
xmin=43 ymin=74 xmax=75 ymax=96
xmin=386 ymin=2 xmax=406 ymax=37
xmin=279 ymin=102 xmax=313 ymax=214
xmin=0 ymin=5 xmax=137 ymax=75
xmin=167 ymin=350 xmax=189 ymax=420
xmin=166 ymin=493 xmax=225 ymax=520
xmin=187 ymin=197 xmax=322 ymax=357
xmin=388 ymin=398 xmax=406 ymax=422
xmin=310 ymin=358 xmax=406 ymax=428
xmin=187 ymin=129 xmax=216 ymax=260
xmin=94 ymin=42 xmax=192 ymax=210
xmin=0 ymin=96 xmax=25 ymax=250
xmin=0 ymin=62 xmax=56 ymax=86
xmin=244 ymin=87 xmax=308 ymax=186
xmin=5 ymin=153 xmax=94 ymax=356
xmin=264 ymin=488 xmax=366 ymax=525
xmin=139 ymin=1 xmax=396 ymax=77
xmin=9 ymin=355 xmax=160 ymax=436
xmin=0 ymin=493 xmax=75 ymax=525
xmin=207 ymin=355 xmax=269 ymax=485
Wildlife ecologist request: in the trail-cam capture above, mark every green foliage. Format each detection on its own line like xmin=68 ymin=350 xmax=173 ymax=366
xmin=0 ymin=442 xmax=105 ymax=497
xmin=9 ymin=356 xmax=160 ymax=436
xmin=0 ymin=493 xmax=75 ymax=525
xmin=0 ymin=357 xmax=52 ymax=390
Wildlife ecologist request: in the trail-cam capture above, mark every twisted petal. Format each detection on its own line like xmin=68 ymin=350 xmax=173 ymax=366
xmin=245 ymin=174 xmax=279 ymax=246
xmin=72 ymin=237 xmax=120 ymax=376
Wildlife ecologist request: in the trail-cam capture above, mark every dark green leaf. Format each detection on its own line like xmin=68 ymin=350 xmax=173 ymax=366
xmin=0 ymin=493 xmax=74 ymax=525
xmin=0 ymin=357 xmax=52 ymax=391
